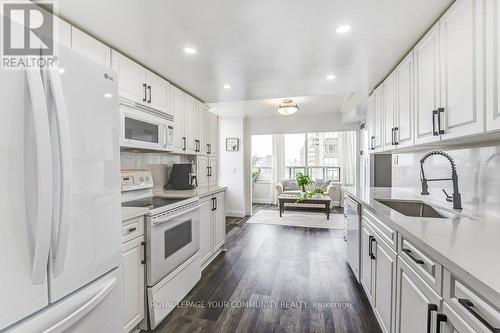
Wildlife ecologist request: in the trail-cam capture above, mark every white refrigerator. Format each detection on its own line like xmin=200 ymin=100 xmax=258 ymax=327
xmin=0 ymin=42 xmax=123 ymax=331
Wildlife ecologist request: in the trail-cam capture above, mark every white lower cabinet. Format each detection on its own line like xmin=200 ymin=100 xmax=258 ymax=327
xmin=199 ymin=191 xmax=226 ymax=269
xmin=442 ymin=302 xmax=476 ymax=333
xmin=395 ymin=256 xmax=442 ymax=333
xmin=361 ymin=219 xmax=397 ymax=333
xmin=121 ymin=235 xmax=145 ymax=332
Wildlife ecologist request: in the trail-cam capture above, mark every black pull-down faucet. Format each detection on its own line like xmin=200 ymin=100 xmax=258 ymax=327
xmin=420 ymin=151 xmax=462 ymax=210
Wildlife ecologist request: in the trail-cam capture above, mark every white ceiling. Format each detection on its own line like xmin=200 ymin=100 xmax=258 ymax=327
xmin=50 ymin=0 xmax=453 ymax=117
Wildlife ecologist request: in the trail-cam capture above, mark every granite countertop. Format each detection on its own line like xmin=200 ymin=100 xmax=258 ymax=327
xmin=121 ymin=206 xmax=149 ymax=221
xmin=153 ymin=185 xmax=227 ymax=199
xmin=344 ymin=186 xmax=500 ymax=306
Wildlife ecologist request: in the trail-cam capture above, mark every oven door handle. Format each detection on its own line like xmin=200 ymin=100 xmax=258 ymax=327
xmin=151 ymin=205 xmax=199 ymax=226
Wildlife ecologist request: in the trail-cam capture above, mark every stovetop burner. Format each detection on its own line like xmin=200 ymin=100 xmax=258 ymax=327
xmin=122 ymin=196 xmax=188 ymax=210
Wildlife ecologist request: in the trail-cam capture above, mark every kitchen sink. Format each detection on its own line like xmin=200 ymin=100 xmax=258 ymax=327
xmin=375 ymin=199 xmax=450 ymax=218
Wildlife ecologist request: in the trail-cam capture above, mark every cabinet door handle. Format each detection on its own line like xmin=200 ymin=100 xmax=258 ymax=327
xmin=370 ymin=136 xmax=375 ymax=150
xmin=207 ymin=144 xmax=211 ymax=154
xmin=211 ymin=197 xmax=216 ymax=211
xmin=182 ymin=137 xmax=186 ymax=151
xmin=432 ymin=110 xmax=439 ymax=136
xmin=209 ymin=166 xmax=212 ymax=177
xmin=402 ymin=248 xmax=425 ymax=264
xmin=215 ymin=197 xmax=217 ymax=210
xmin=128 ymin=226 xmax=137 ymax=233
xmin=143 ymin=83 xmax=147 ymax=102
xmin=391 ymin=128 xmax=395 ymax=145
xmin=427 ymin=304 xmax=438 ymax=333
xmin=141 ymin=241 xmax=146 ymax=265
xmin=368 ymin=235 xmax=376 ymax=259
xmin=394 ymin=127 xmax=399 ymax=145
xmin=435 ymin=313 xmax=447 ymax=333
xmin=147 ymin=85 xmax=152 ymax=103
xmin=438 ymin=107 xmax=445 ymax=135
xmin=207 ymin=166 xmax=210 ymax=177
xmin=458 ymin=298 xmax=500 ymax=332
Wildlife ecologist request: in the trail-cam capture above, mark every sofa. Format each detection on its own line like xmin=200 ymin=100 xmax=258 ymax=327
xmin=275 ymin=179 xmax=341 ymax=208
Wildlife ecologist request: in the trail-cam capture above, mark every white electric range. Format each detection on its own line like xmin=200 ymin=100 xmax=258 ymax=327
xmin=121 ymin=169 xmax=201 ymax=330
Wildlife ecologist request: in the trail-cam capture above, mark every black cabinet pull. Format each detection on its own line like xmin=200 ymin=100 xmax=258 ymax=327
xmin=209 ymin=166 xmax=212 ymax=177
xmin=432 ymin=110 xmax=438 ymax=136
xmin=211 ymin=197 xmax=216 ymax=211
xmin=391 ymin=128 xmax=395 ymax=145
xmin=370 ymin=136 xmax=375 ymax=150
xmin=215 ymin=197 xmax=217 ymax=210
xmin=207 ymin=144 xmax=211 ymax=154
xmin=438 ymin=107 xmax=445 ymax=135
xmin=435 ymin=313 xmax=447 ymax=333
xmin=458 ymin=298 xmax=500 ymax=332
xmin=207 ymin=166 xmax=210 ymax=177
xmin=143 ymin=83 xmax=147 ymax=102
xmin=147 ymin=85 xmax=152 ymax=103
xmin=394 ymin=127 xmax=399 ymax=145
xmin=427 ymin=304 xmax=438 ymax=333
xmin=141 ymin=241 xmax=146 ymax=265
xmin=402 ymin=248 xmax=425 ymax=265
xmin=368 ymin=235 xmax=376 ymax=259
xmin=182 ymin=137 xmax=186 ymax=151
xmin=128 ymin=227 xmax=137 ymax=233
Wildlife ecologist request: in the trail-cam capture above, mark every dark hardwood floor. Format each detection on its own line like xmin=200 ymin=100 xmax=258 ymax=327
xmin=152 ymin=204 xmax=381 ymax=333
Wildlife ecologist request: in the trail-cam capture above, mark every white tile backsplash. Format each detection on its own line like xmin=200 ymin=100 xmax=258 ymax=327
xmin=392 ymin=145 xmax=500 ymax=217
xmin=120 ymin=151 xmax=193 ymax=189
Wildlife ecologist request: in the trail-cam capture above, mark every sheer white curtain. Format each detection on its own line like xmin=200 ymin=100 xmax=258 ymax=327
xmin=339 ymin=131 xmax=356 ymax=186
xmin=271 ymin=134 xmax=285 ymax=204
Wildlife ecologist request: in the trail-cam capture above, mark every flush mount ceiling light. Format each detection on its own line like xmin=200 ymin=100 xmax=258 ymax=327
xmin=278 ymin=99 xmax=299 ymax=116
xmin=223 ymin=84 xmax=232 ymax=89
xmin=336 ymin=24 xmax=351 ymax=34
xmin=183 ymin=47 xmax=197 ymax=54
xmin=326 ymin=74 xmax=336 ymax=80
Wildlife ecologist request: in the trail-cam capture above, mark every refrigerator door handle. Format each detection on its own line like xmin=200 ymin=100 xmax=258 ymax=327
xmin=48 ymin=68 xmax=73 ymax=277
xmin=46 ymin=277 xmax=117 ymax=333
xmin=25 ymin=68 xmax=54 ymax=284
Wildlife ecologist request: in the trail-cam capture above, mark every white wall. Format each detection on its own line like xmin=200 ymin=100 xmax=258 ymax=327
xmin=246 ymin=113 xmax=358 ymax=135
xmin=218 ymin=116 xmax=248 ymax=217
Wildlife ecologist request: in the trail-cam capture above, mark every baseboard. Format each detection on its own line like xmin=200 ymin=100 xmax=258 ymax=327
xmin=252 ymin=199 xmax=272 ymax=204
xmin=226 ymin=210 xmax=246 ymax=217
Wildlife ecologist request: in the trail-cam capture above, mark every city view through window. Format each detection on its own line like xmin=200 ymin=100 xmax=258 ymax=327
xmin=252 ymin=132 xmax=341 ymax=183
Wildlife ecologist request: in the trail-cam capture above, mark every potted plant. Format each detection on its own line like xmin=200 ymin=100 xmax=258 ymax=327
xmin=295 ymin=173 xmax=313 ymax=192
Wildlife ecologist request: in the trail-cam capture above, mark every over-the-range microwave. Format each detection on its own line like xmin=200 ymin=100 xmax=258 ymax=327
xmin=120 ymin=100 xmax=174 ymax=151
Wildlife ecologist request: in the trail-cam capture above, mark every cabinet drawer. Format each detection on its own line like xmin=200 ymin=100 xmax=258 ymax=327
xmin=442 ymin=301 xmax=476 ymax=333
xmin=122 ymin=215 xmax=144 ymax=243
xmin=398 ymin=235 xmax=442 ymax=294
xmin=362 ymin=209 xmax=397 ymax=250
xmin=443 ymin=269 xmax=500 ymax=332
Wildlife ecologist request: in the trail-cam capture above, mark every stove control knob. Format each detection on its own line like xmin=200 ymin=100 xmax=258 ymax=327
xmin=139 ymin=176 xmax=144 ymax=182
xmin=145 ymin=176 xmax=150 ymax=181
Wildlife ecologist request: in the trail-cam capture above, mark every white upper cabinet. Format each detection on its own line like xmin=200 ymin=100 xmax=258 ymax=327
xmin=383 ymin=72 xmax=397 ymax=150
xmin=71 ymin=28 xmax=111 ymax=67
xmin=208 ymin=112 xmax=218 ymax=155
xmin=53 ymin=17 xmax=71 ymax=48
xmin=197 ymin=101 xmax=207 ymax=154
xmin=146 ymin=71 xmax=170 ymax=114
xmin=439 ymin=0 xmax=484 ymax=139
xmin=169 ymin=85 xmax=186 ymax=152
xmin=184 ymin=95 xmax=197 ymax=153
xmin=414 ymin=23 xmax=442 ymax=145
xmin=111 ymin=50 xmax=147 ymax=103
xmin=395 ymin=52 xmax=414 ymax=149
xmin=486 ymin=0 xmax=500 ymax=131
xmin=371 ymin=86 xmax=385 ymax=152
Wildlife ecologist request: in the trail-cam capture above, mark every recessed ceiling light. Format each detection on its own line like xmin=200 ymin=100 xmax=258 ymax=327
xmin=336 ymin=24 xmax=351 ymax=34
xmin=104 ymin=93 xmax=113 ymax=98
xmin=183 ymin=47 xmax=197 ymax=54
xmin=326 ymin=74 xmax=336 ymax=80
xmin=223 ymin=84 xmax=232 ymax=89
xmin=58 ymin=68 xmax=65 ymax=74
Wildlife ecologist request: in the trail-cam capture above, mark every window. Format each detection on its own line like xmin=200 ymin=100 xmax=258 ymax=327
xmin=307 ymin=132 xmax=340 ymax=182
xmin=251 ymin=135 xmax=272 ymax=182
xmin=284 ymin=134 xmax=306 ymax=179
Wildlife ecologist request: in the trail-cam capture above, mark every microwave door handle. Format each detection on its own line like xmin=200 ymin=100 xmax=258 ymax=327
xmin=25 ymin=67 xmax=54 ymax=284
xmin=48 ymin=69 xmax=73 ymax=277
xmin=151 ymin=206 xmax=199 ymax=226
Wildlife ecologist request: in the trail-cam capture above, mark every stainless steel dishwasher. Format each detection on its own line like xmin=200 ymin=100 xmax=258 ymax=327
xmin=344 ymin=195 xmax=361 ymax=283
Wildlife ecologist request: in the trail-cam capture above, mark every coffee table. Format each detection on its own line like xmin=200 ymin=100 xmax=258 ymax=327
xmin=278 ymin=194 xmax=332 ymax=220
